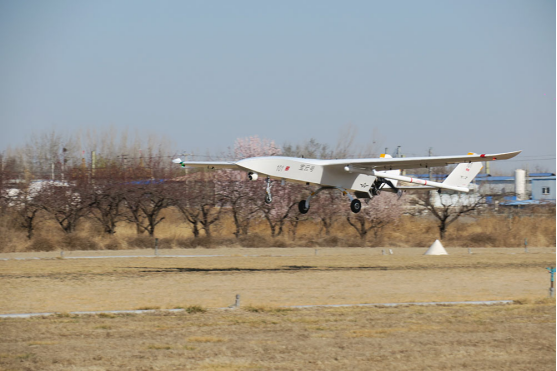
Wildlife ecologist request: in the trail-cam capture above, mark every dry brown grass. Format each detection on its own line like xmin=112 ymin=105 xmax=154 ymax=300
xmin=0 ymin=303 xmax=554 ymax=370
xmin=0 ymin=247 xmax=554 ymax=314
xmin=0 ymin=247 xmax=555 ymax=370
xmin=0 ymin=206 xmax=554 ymax=253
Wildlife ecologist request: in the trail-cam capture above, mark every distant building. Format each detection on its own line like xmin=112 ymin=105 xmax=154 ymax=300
xmin=531 ymin=176 xmax=556 ymax=202
xmin=476 ymin=175 xmax=516 ymax=196
xmin=404 ymin=171 xmax=556 ymax=206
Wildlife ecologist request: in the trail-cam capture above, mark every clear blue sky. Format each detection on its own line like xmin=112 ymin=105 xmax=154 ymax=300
xmin=0 ymin=0 xmax=554 ymax=173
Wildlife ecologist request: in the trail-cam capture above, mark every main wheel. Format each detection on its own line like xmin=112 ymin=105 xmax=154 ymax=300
xmin=265 ymin=194 xmax=272 ymax=204
xmin=298 ymin=200 xmax=310 ymax=214
xmin=350 ymin=199 xmax=362 ymax=213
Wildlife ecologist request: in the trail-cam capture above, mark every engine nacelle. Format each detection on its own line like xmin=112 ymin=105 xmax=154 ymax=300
xmin=248 ymin=172 xmax=258 ymax=181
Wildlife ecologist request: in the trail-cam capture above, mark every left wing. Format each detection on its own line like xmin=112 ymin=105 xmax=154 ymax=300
xmin=320 ymin=150 xmax=521 ymax=171
xmin=172 ymin=158 xmax=240 ymax=170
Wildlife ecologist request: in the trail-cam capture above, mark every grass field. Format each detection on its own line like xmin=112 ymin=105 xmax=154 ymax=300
xmin=0 ymin=247 xmax=554 ymax=313
xmin=0 ymin=303 xmax=554 ymax=370
xmin=0 ymin=247 xmax=555 ymax=370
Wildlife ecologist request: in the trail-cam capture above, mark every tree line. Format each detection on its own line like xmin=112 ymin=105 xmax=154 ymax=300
xmin=1 ymin=127 xmax=497 ymax=244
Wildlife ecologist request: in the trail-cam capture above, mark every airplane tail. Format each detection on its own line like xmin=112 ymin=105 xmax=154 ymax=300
xmin=442 ymin=154 xmax=483 ymax=189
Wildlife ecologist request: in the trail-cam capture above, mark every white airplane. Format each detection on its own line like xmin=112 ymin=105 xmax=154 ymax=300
xmin=172 ymin=150 xmax=521 ymax=214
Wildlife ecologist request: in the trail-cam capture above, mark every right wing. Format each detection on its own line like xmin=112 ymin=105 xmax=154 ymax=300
xmin=320 ymin=150 xmax=521 ymax=171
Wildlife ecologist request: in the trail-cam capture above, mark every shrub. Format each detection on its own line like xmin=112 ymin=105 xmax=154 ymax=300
xmin=27 ymin=236 xmax=58 ymax=252
xmin=62 ymin=234 xmax=101 ymax=251
xmin=127 ymin=235 xmax=156 ymax=249
xmin=174 ymin=238 xmax=195 ymax=249
xmin=189 ymin=236 xmax=216 ymax=248
xmin=238 ymin=234 xmax=269 ymax=248
xmin=185 ymin=305 xmax=206 ymax=314
xmin=466 ymin=232 xmax=499 ymax=247
xmin=102 ymin=238 xmax=124 ymax=250
xmin=318 ymin=236 xmax=340 ymax=247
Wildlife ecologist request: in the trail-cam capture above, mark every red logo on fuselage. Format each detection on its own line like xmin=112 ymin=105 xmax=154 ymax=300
xmin=285 ymin=166 xmax=290 ymax=171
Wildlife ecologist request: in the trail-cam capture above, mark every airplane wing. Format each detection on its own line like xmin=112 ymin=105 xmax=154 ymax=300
xmin=171 ymin=159 xmax=240 ymax=170
xmin=320 ymin=151 xmax=521 ymax=171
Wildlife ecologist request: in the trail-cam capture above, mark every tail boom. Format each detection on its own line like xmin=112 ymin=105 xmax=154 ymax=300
xmin=373 ymin=170 xmax=470 ymax=192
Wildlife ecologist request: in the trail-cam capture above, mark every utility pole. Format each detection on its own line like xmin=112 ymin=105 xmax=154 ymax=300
xmin=428 ymin=147 xmax=433 ymax=181
xmin=396 ymin=147 xmax=406 ymax=175
xmin=183 ymin=153 xmax=191 ymax=175
xmin=91 ymin=151 xmax=96 ymax=184
xmin=121 ymin=154 xmax=128 ymax=181
xmin=61 ymin=147 xmax=67 ymax=182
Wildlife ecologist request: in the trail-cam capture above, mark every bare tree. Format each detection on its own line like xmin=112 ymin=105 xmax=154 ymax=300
xmin=122 ymin=182 xmax=171 ymax=237
xmin=90 ymin=183 xmax=125 ymax=234
xmin=284 ymin=183 xmax=309 ymax=241
xmin=5 ymin=184 xmax=46 ymax=239
xmin=257 ymin=184 xmax=298 ymax=238
xmin=346 ymin=193 xmax=403 ymax=244
xmin=232 ymin=135 xmax=281 ymax=159
xmin=282 ymin=138 xmax=333 ymax=159
xmin=312 ymin=191 xmax=344 ymax=236
xmin=40 ymin=182 xmax=92 ymax=234
xmin=214 ymin=135 xmax=284 ymax=238
xmin=171 ymin=173 xmax=224 ymax=239
xmin=282 ymin=124 xmax=382 ymax=160
xmin=0 ymin=153 xmax=18 ymax=215
xmin=216 ymin=175 xmax=260 ymax=238
xmin=411 ymin=191 xmax=485 ymax=240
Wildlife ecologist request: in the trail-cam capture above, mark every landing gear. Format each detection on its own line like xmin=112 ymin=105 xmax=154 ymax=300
xmin=264 ymin=177 xmax=273 ymax=204
xmin=371 ymin=178 xmax=401 ymax=198
xmin=298 ymin=200 xmax=310 ymax=214
xmin=297 ymin=186 xmax=363 ymax=214
xmin=350 ymin=199 xmax=362 ymax=213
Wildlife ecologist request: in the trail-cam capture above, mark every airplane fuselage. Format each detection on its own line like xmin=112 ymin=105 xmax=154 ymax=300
xmin=236 ymin=156 xmax=376 ymax=192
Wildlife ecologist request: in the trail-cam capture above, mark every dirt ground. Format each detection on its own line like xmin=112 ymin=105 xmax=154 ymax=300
xmin=0 ymin=247 xmax=555 ymax=370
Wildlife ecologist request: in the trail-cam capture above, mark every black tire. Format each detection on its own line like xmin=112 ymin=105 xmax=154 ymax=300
xmin=265 ymin=194 xmax=272 ymax=204
xmin=350 ymin=199 xmax=361 ymax=213
xmin=298 ymin=200 xmax=309 ymax=214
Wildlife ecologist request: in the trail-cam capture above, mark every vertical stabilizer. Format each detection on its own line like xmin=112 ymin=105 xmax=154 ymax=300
xmin=443 ymin=154 xmax=483 ymax=189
